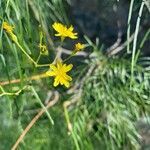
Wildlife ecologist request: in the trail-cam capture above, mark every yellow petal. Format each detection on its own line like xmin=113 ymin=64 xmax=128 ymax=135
xmin=50 ymin=64 xmax=57 ymax=71
xmin=65 ymin=75 xmax=72 ymax=81
xmin=52 ymin=23 xmax=58 ymax=31
xmin=46 ymin=70 xmax=56 ymax=76
xmin=65 ymin=64 xmax=73 ymax=72
xmin=68 ymin=25 xmax=73 ymax=31
xmin=69 ymin=34 xmax=78 ymax=39
xmin=55 ymin=33 xmax=61 ymax=36
xmin=57 ymin=60 xmax=63 ymax=69
xmin=64 ymin=81 xmax=70 ymax=88
xmin=54 ymin=78 xmax=59 ymax=87
xmin=60 ymin=77 xmax=65 ymax=85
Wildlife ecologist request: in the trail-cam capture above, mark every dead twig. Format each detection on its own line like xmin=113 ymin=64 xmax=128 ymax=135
xmin=107 ymin=26 xmax=142 ymax=56
xmin=0 ymin=73 xmax=48 ymax=86
xmin=106 ymin=21 xmax=122 ymax=53
xmin=107 ymin=33 xmax=135 ymax=56
xmin=11 ymin=91 xmax=59 ymax=150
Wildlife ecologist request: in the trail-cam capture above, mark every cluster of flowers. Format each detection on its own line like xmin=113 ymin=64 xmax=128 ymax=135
xmin=2 ymin=22 xmax=85 ymax=88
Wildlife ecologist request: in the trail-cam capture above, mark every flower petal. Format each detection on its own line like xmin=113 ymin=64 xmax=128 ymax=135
xmin=64 ymin=81 xmax=70 ymax=88
xmin=50 ymin=64 xmax=57 ymax=71
xmin=57 ymin=60 xmax=63 ymax=69
xmin=46 ymin=70 xmax=56 ymax=76
xmin=65 ymin=64 xmax=73 ymax=72
xmin=68 ymin=25 xmax=73 ymax=31
xmin=65 ymin=75 xmax=72 ymax=81
xmin=55 ymin=33 xmax=61 ymax=36
xmin=54 ymin=78 xmax=59 ymax=87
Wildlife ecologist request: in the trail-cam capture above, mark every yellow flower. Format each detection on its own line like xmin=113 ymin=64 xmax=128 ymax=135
xmin=52 ymin=22 xmax=78 ymax=40
xmin=2 ymin=21 xmax=14 ymax=33
xmin=46 ymin=60 xmax=73 ymax=88
xmin=38 ymin=44 xmax=48 ymax=55
xmin=74 ymin=43 xmax=85 ymax=51
xmin=2 ymin=21 xmax=18 ymax=42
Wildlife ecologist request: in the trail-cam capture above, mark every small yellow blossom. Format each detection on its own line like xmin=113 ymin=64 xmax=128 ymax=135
xmin=74 ymin=43 xmax=85 ymax=52
xmin=2 ymin=21 xmax=14 ymax=33
xmin=38 ymin=44 xmax=48 ymax=55
xmin=52 ymin=22 xmax=78 ymax=40
xmin=46 ymin=60 xmax=73 ymax=88
xmin=2 ymin=21 xmax=18 ymax=42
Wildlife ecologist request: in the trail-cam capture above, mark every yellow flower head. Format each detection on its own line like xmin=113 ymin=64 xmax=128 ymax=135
xmin=38 ymin=44 xmax=48 ymax=55
xmin=46 ymin=60 xmax=73 ymax=88
xmin=2 ymin=21 xmax=14 ymax=33
xmin=52 ymin=22 xmax=78 ymax=40
xmin=2 ymin=21 xmax=18 ymax=42
xmin=74 ymin=43 xmax=85 ymax=51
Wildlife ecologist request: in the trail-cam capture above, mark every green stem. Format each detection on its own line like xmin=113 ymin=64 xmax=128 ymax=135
xmin=127 ymin=0 xmax=135 ymax=53
xmin=16 ymin=41 xmax=37 ymax=66
xmin=64 ymin=105 xmax=80 ymax=150
xmin=36 ymin=63 xmax=50 ymax=67
xmin=60 ymin=37 xmax=65 ymax=46
xmin=15 ymin=41 xmax=50 ymax=68
xmin=130 ymin=1 xmax=145 ymax=87
xmin=36 ymin=53 xmax=41 ymax=63
xmin=31 ymin=86 xmax=54 ymax=125
xmin=0 ymin=85 xmax=5 ymax=92
xmin=0 ymin=86 xmax=27 ymax=97
xmin=63 ymin=53 xmax=75 ymax=63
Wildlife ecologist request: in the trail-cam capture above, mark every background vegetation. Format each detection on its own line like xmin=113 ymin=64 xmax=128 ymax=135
xmin=0 ymin=0 xmax=150 ymax=150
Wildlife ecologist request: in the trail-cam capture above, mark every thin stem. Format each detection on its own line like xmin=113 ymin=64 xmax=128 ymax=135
xmin=36 ymin=63 xmax=50 ymax=67
xmin=130 ymin=1 xmax=145 ymax=87
xmin=139 ymin=28 xmax=150 ymax=51
xmin=63 ymin=102 xmax=72 ymax=133
xmin=71 ymin=131 xmax=80 ymax=150
xmin=0 ymin=86 xmax=28 ymax=97
xmin=31 ymin=86 xmax=54 ymax=125
xmin=16 ymin=41 xmax=37 ymax=66
xmin=63 ymin=102 xmax=80 ymax=150
xmin=0 ymin=73 xmax=49 ymax=86
xmin=15 ymin=41 xmax=50 ymax=68
xmin=5 ymin=0 xmax=10 ymax=12
xmin=63 ymin=53 xmax=75 ymax=63
xmin=11 ymin=91 xmax=59 ymax=150
xmin=36 ymin=53 xmax=41 ymax=63
xmin=127 ymin=0 xmax=135 ymax=53
xmin=60 ymin=37 xmax=65 ymax=46
xmin=0 ymin=85 xmax=5 ymax=92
